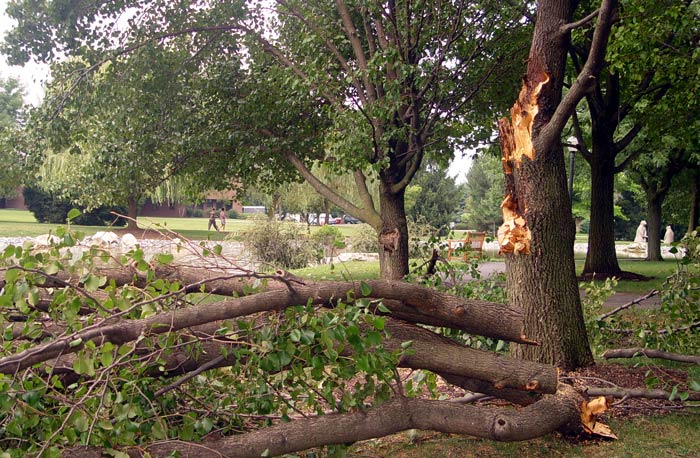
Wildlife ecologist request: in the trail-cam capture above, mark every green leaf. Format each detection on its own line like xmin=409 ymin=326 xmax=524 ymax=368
xmin=360 ymin=281 xmax=371 ymax=296
xmin=67 ymin=208 xmax=82 ymax=221
xmin=689 ymin=379 xmax=700 ymax=392
xmin=156 ymin=253 xmax=174 ymax=265
xmin=376 ymin=302 xmax=390 ymax=313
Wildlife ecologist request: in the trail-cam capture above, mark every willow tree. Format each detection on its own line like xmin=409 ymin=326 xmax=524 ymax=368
xmin=25 ymin=45 xmax=215 ymax=230
xmin=497 ymin=0 xmax=617 ymax=368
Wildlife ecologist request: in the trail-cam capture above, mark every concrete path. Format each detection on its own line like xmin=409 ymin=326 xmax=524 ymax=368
xmin=474 ymin=261 xmax=661 ymax=310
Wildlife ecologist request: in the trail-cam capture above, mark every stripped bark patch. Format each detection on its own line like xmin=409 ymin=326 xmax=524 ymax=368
xmin=496 ymin=73 xmax=550 ymax=255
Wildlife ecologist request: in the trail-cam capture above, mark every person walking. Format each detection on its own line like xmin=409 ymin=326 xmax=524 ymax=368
xmin=208 ymin=207 xmax=219 ymax=232
xmin=219 ymin=207 xmax=227 ymax=231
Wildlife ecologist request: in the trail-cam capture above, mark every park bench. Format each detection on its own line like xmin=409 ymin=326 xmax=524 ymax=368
xmin=446 ymin=231 xmax=486 ymax=262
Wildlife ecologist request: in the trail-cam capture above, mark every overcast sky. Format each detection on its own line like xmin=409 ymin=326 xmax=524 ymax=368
xmin=0 ymin=0 xmax=49 ymax=105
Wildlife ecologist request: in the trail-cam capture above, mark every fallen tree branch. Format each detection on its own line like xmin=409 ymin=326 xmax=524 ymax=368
xmin=603 ymin=347 xmax=700 ymax=365
xmin=586 ymin=387 xmax=700 ymax=401
xmin=62 ymin=385 xmax=585 ymax=458
xmin=0 ymin=279 xmax=530 ymax=375
xmin=597 ymin=289 xmax=660 ymax=320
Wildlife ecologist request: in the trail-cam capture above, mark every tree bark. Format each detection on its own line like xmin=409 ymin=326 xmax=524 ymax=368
xmin=62 ymin=385 xmax=585 ymax=458
xmin=377 ymin=183 xmax=410 ymax=280
xmin=127 ymin=194 xmax=139 ymax=230
xmin=498 ymin=0 xmax=599 ymax=370
xmin=583 ymin=133 xmax=623 ymax=275
xmin=689 ymin=169 xmax=700 ymax=233
xmin=603 ymin=347 xmax=700 ymax=364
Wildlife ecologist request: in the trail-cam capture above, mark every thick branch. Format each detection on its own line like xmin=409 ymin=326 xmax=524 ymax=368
xmin=63 ymin=385 xmax=584 ymax=458
xmin=603 ymin=347 xmax=700 ymax=365
xmin=543 ymin=0 xmax=617 ymax=144
xmin=560 ymin=8 xmax=600 ymax=34
xmin=586 ymin=386 xmax=700 ymax=401
xmin=283 ymin=151 xmax=383 ymax=228
xmin=0 ymin=278 xmax=529 ymax=374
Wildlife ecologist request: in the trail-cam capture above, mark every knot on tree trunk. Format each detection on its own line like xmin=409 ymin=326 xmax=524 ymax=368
xmin=379 ymin=226 xmax=400 ymax=254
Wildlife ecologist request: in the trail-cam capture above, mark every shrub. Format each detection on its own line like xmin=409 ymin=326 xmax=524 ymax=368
xmin=23 ymin=186 xmax=126 ymax=226
xmin=185 ymin=207 xmax=204 ymax=218
xmin=310 ymin=225 xmax=345 ymax=260
xmin=241 ymin=220 xmax=313 ymax=270
xmin=408 ymin=216 xmax=441 ymax=259
xmin=227 ymin=209 xmax=239 ymax=219
xmin=349 ymin=224 xmax=378 ymax=253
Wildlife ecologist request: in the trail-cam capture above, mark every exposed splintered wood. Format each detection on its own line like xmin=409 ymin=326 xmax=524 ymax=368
xmin=497 ymin=195 xmax=531 ymax=255
xmin=496 ymin=73 xmax=550 ymax=256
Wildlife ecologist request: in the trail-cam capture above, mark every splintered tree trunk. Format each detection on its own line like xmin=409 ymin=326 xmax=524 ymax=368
xmin=377 ymin=184 xmax=410 ymax=280
xmin=583 ymin=137 xmax=622 ymax=276
xmin=498 ymin=0 xmax=593 ymax=370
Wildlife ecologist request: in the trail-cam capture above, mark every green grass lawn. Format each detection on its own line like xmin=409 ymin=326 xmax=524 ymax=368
xmin=0 ymin=208 xmax=688 ymax=294
xmin=0 ymin=209 xmax=364 ymax=241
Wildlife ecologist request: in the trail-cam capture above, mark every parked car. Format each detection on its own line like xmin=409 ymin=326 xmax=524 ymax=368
xmin=343 ymin=214 xmax=360 ymax=224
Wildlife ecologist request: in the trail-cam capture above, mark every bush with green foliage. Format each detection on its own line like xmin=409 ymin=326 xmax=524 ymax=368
xmin=241 ymin=219 xmax=314 ymax=269
xmin=23 ymin=185 xmax=126 ymax=226
xmin=349 ymin=224 xmax=378 ymax=253
xmin=227 ymin=209 xmax=239 ymax=219
xmin=407 ymin=216 xmax=441 ymax=259
xmin=184 ymin=207 xmax=204 ymax=218
xmin=311 ymin=225 xmax=345 ymax=261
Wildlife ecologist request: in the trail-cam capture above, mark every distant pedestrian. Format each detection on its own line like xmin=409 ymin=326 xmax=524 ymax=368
xmin=208 ymin=207 xmax=219 ymax=232
xmin=219 ymin=207 xmax=227 ymax=231
xmin=663 ymin=225 xmax=674 ymax=244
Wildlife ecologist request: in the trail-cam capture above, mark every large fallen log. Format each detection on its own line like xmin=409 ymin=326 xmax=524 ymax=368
xmin=62 ymin=384 xmax=585 ymax=458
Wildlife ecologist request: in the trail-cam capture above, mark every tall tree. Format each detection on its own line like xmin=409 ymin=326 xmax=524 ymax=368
xmin=497 ymin=0 xmax=617 ymax=368
xmin=569 ymin=0 xmax=699 ymax=277
xmin=0 ymin=76 xmax=26 ymax=199
xmin=408 ymin=163 xmax=464 ymax=235
xmin=2 ymin=0 xmax=529 ymax=280
xmin=462 ymin=152 xmax=504 ymax=233
xmin=29 ymin=45 xmax=216 ymax=229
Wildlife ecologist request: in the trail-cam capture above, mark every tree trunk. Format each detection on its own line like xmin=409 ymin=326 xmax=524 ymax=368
xmin=689 ymin=169 xmax=700 ymax=233
xmin=646 ymin=187 xmax=664 ymax=261
xmin=506 ymin=147 xmax=593 ymax=369
xmin=498 ymin=0 xmax=594 ymax=370
xmin=583 ymin=132 xmax=622 ymax=276
xmin=377 ymin=184 xmax=410 ymax=280
xmin=127 ymin=195 xmax=139 ymax=230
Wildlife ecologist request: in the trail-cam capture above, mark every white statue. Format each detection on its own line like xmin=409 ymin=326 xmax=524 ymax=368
xmin=663 ymin=225 xmax=674 ymax=244
xmin=634 ymin=220 xmax=648 ymax=243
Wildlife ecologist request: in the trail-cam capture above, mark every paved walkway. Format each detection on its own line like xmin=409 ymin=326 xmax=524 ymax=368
xmin=475 ymin=261 xmax=661 ymax=309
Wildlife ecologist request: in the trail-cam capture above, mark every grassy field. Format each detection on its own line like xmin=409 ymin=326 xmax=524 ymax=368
xmin=0 ymin=209 xmax=364 ymax=240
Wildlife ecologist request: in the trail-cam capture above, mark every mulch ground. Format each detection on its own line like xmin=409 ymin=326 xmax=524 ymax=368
xmin=566 ymin=363 xmax=690 ymax=418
